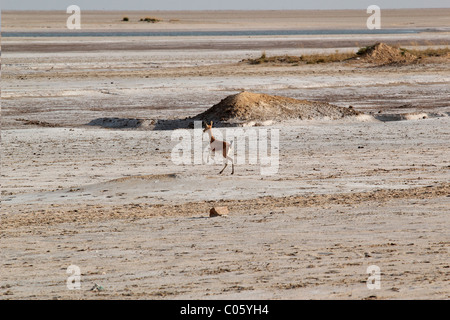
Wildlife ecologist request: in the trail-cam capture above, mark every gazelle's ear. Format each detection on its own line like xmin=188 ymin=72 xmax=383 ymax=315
xmin=210 ymin=121 xmax=213 ymax=126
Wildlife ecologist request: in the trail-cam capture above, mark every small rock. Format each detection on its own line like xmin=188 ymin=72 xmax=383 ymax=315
xmin=90 ymin=283 xmax=104 ymax=292
xmin=210 ymin=207 xmax=229 ymax=217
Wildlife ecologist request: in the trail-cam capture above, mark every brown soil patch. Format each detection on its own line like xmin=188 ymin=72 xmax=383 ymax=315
xmin=15 ymin=118 xmax=62 ymax=128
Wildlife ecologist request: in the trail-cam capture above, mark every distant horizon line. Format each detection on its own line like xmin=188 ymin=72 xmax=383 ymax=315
xmin=3 ymin=7 xmax=450 ymax=11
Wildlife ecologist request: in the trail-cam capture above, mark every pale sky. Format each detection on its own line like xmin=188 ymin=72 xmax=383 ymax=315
xmin=2 ymin=0 xmax=450 ymax=10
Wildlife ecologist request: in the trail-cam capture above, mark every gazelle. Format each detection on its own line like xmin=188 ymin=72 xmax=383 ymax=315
xmin=203 ymin=121 xmax=234 ymax=175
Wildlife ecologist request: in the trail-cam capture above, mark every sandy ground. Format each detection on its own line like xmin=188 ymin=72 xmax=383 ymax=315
xmin=1 ymin=195 xmax=449 ymax=300
xmin=1 ymin=10 xmax=450 ymax=300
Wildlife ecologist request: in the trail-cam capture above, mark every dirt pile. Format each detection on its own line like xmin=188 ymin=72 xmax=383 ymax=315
xmin=193 ymin=91 xmax=359 ymax=124
xmin=356 ymin=42 xmax=418 ymax=65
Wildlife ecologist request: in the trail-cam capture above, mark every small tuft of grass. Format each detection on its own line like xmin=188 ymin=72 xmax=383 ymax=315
xmin=247 ymin=51 xmax=269 ymax=65
xmin=122 ymin=16 xmax=129 ymax=22
xmin=356 ymin=46 xmax=371 ymax=56
xmin=140 ymin=16 xmax=161 ymax=23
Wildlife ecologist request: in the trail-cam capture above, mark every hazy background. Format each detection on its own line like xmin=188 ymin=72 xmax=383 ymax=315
xmin=2 ymin=0 xmax=450 ymax=10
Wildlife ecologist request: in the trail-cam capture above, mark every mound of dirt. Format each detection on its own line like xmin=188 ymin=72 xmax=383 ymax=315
xmin=192 ymin=91 xmax=359 ymax=124
xmin=356 ymin=42 xmax=418 ymax=65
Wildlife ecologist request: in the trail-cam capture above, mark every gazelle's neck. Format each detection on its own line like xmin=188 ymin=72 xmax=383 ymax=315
xmin=206 ymin=129 xmax=215 ymax=143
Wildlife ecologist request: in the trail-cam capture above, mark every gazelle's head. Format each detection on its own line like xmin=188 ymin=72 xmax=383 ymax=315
xmin=203 ymin=121 xmax=213 ymax=133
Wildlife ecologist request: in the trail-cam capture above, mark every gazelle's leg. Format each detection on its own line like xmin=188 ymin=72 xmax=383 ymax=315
xmin=226 ymin=156 xmax=234 ymax=175
xmin=219 ymin=162 xmax=228 ymax=174
xmin=209 ymin=150 xmax=215 ymax=163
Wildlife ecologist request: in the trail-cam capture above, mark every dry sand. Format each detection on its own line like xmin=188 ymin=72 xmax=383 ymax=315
xmin=1 ymin=10 xmax=450 ymax=300
xmin=1 ymin=194 xmax=449 ymax=300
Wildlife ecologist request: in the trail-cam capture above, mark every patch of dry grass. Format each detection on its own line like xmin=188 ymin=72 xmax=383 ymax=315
xmin=402 ymin=47 xmax=450 ymax=58
xmin=245 ymin=50 xmax=357 ymax=65
xmin=244 ymin=45 xmax=450 ymax=66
